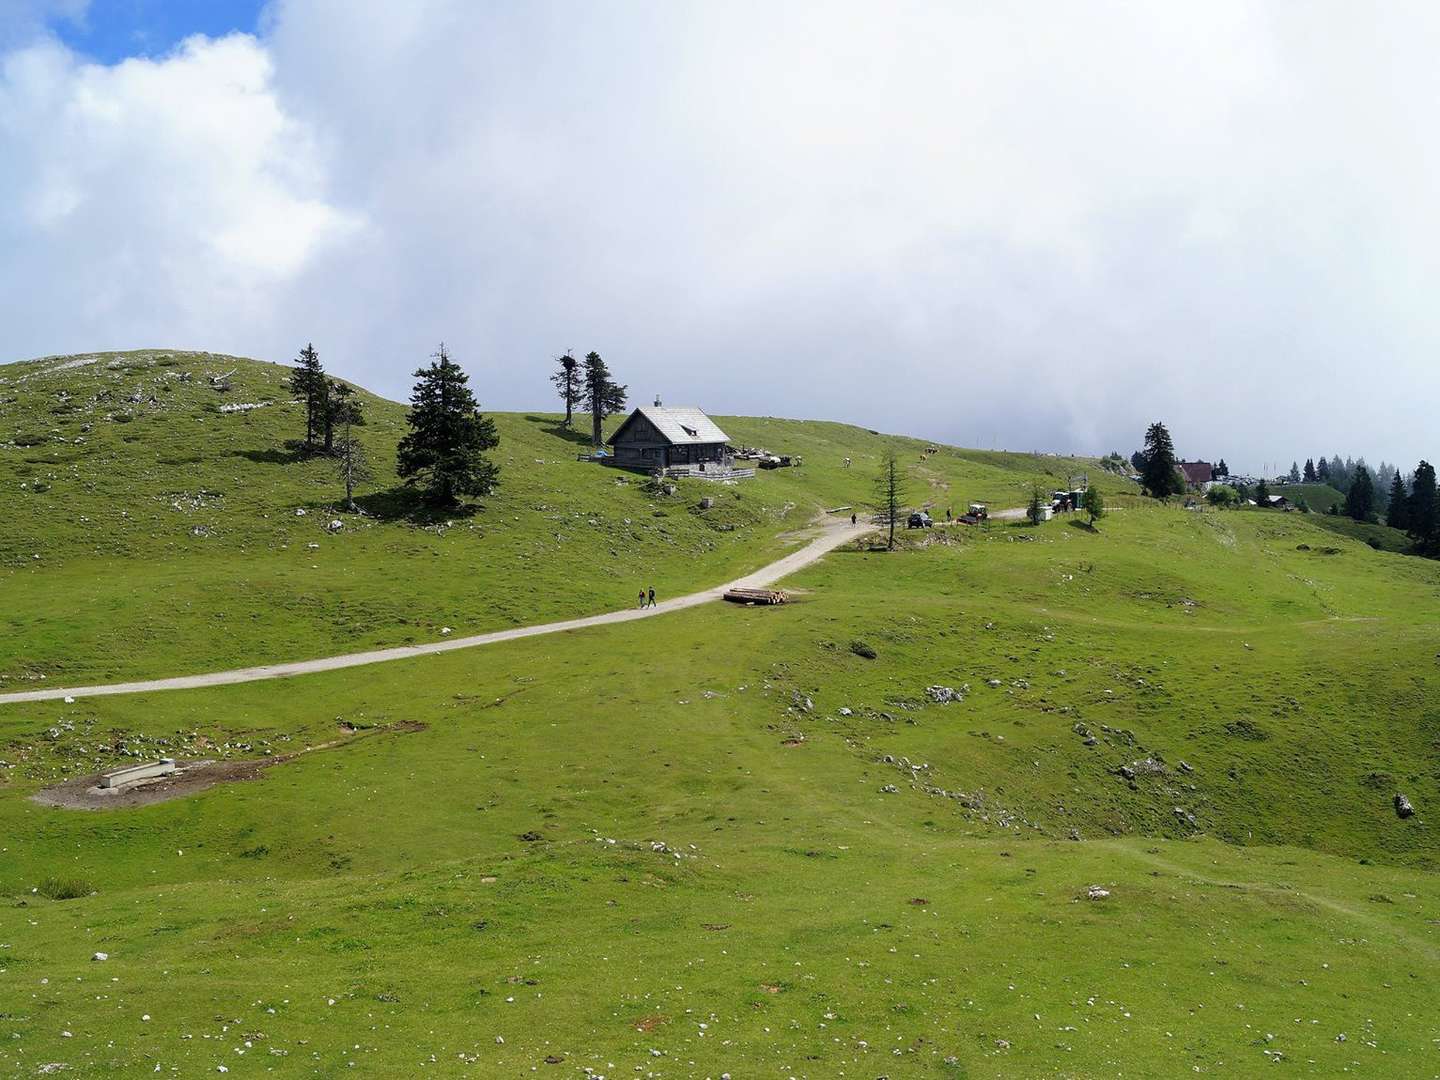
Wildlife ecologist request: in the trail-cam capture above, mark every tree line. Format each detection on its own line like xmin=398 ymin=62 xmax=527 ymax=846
xmin=287 ymin=345 xmax=632 ymax=510
xmin=288 ymin=342 xmax=499 ymax=509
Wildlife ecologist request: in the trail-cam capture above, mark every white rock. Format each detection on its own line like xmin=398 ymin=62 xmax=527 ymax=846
xmin=92 ymin=951 xmax=108 ymax=961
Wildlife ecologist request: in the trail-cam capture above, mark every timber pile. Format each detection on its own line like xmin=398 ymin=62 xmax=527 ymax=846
xmin=724 ymin=587 xmax=788 ymax=606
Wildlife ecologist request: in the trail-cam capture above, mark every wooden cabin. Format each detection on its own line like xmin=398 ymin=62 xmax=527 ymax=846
xmin=607 ymin=399 xmax=732 ymax=472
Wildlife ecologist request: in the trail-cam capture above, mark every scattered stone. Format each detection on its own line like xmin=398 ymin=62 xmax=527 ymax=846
xmin=1395 ymin=793 xmax=1415 ymax=818
xmin=294 ymin=508 xmax=307 ymax=516
xmin=1085 ymin=885 xmax=1110 ymax=900
xmin=986 ymin=679 xmax=1002 ymax=688
xmin=925 ymin=685 xmax=962 ymax=704
xmin=326 ymin=519 xmax=344 ymax=533
xmin=838 ymin=707 xmax=852 ymax=716
xmin=91 ymin=952 xmax=108 ymax=962
xmin=440 ymin=627 xmax=453 ymax=635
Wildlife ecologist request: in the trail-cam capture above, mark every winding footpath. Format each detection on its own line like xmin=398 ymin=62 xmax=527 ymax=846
xmin=0 ymin=516 xmax=872 ymax=706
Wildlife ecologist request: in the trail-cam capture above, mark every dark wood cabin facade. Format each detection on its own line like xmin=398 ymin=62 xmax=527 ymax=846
xmin=606 ymin=405 xmax=732 ymax=472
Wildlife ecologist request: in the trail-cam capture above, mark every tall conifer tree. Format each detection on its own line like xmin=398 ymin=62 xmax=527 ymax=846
xmin=396 ymin=344 xmax=500 ymax=504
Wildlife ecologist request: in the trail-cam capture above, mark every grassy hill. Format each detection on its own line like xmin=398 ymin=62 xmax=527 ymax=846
xmin=1275 ymin=481 xmax=1345 ymax=512
xmin=2 ymin=352 xmax=1438 ymax=1075
xmin=0 ymin=350 xmax=1123 ymax=685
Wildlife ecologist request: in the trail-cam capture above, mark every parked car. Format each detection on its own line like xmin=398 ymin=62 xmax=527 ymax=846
xmin=907 ymin=511 xmax=933 ymax=529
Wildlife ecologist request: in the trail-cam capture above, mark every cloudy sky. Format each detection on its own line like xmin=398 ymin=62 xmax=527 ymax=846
xmin=3 ymin=1 xmax=1437 ymax=472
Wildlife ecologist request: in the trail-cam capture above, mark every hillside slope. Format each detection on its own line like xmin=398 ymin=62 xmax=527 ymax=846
xmin=0 ymin=501 xmax=1437 ymax=1075
xmin=0 ymin=350 xmax=1124 ymax=683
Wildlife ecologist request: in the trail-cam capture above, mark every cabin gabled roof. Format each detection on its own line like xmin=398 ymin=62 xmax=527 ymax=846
xmin=608 ymin=406 xmax=730 ymax=446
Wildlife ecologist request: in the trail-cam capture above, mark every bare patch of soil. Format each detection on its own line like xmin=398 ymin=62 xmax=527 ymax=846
xmin=32 ymin=721 xmax=425 ymax=810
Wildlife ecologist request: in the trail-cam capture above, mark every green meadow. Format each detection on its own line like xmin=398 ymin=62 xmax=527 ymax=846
xmin=1 ymin=353 xmax=1437 ymax=1076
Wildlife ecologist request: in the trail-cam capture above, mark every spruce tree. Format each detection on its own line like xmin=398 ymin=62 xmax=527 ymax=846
xmin=1139 ymin=422 xmax=1182 ymax=500
xmin=396 ymin=344 xmax=500 ymax=505
xmin=1386 ymin=472 xmax=1409 ymax=530
xmin=1316 ymin=457 xmax=1330 ymax=482
xmin=1408 ymin=461 xmax=1438 ymax=552
xmin=872 ymin=453 xmax=907 ymax=550
xmin=1215 ymin=459 xmax=1229 ymax=479
xmin=287 ymin=343 xmax=326 ymax=449
xmin=1288 ymin=461 xmax=1301 ymax=483
xmin=582 ymin=351 xmax=628 ymax=448
xmin=1303 ymin=458 xmax=1316 ymax=482
xmin=550 ymin=353 xmax=581 ymax=428
xmin=1344 ymin=465 xmax=1374 ymax=522
xmin=330 ymin=383 xmax=370 ymax=511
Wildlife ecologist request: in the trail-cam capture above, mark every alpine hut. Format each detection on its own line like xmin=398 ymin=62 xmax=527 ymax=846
xmin=607 ymin=398 xmax=733 ymax=474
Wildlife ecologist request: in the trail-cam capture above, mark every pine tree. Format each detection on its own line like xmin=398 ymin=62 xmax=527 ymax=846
xmin=1215 ymin=459 xmax=1229 ymax=478
xmin=396 ymin=344 xmax=500 ymax=505
xmin=1288 ymin=461 xmax=1301 ymax=483
xmin=1139 ymin=422 xmax=1182 ymax=500
xmin=287 ymin=343 xmax=326 ymax=449
xmin=1255 ymin=478 xmax=1270 ymax=505
xmin=1316 ymin=457 xmax=1330 ymax=482
xmin=1408 ymin=461 xmax=1438 ymax=552
xmin=550 ymin=353 xmax=581 ymax=428
xmin=582 ymin=351 xmax=628 ymax=448
xmin=330 ymin=382 xmax=370 ymax=511
xmin=1026 ymin=488 xmax=1046 ymax=526
xmin=1329 ymin=455 xmax=1348 ymax=492
xmin=1386 ymin=471 xmax=1409 ymax=530
xmin=872 ymin=453 xmax=907 ymax=550
xmin=1344 ymin=465 xmax=1374 ymax=522
xmin=1303 ymin=458 xmax=1316 ymax=482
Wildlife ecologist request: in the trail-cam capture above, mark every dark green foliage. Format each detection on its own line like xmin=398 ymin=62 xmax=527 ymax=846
xmin=1344 ymin=466 xmax=1375 ymax=522
xmin=1288 ymin=461 xmax=1301 ymax=483
xmin=1206 ymin=484 xmax=1238 ymax=508
xmin=550 ymin=353 xmax=580 ymax=428
xmin=396 ymin=344 xmax=500 ymax=505
xmin=1214 ymin=459 xmax=1229 ymax=478
xmin=849 ymin=639 xmax=877 ymax=659
xmin=1255 ymin=478 xmax=1270 ymax=505
xmin=1026 ymin=487 xmax=1046 ymax=525
xmin=287 ymin=343 xmax=326 ymax=448
xmin=1386 ymin=472 xmax=1409 ymax=529
xmin=330 ymin=383 xmax=370 ymax=510
xmin=1082 ymin=487 xmax=1105 ymax=525
xmin=582 ymin=351 xmax=627 ymax=448
xmin=1316 ymin=456 xmax=1331 ymax=482
xmin=1408 ymin=460 xmax=1437 ymax=552
xmin=1129 ymin=449 xmax=1146 ymax=472
xmin=872 ymin=453 xmax=907 ymax=549
xmin=1303 ymin=458 xmax=1317 ymax=482
xmin=1139 ymin=422 xmax=1182 ymax=499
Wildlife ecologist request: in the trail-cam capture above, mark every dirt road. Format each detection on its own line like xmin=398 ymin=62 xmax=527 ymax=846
xmin=0 ymin=516 xmax=872 ymax=706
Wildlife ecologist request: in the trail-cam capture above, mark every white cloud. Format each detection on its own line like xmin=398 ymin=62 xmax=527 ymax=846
xmin=0 ymin=31 xmax=359 ymax=353
xmin=4 ymin=1 xmax=1440 ymax=469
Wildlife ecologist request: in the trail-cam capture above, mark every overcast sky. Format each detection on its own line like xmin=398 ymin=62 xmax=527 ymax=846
xmin=3 ymin=1 xmax=1437 ymax=472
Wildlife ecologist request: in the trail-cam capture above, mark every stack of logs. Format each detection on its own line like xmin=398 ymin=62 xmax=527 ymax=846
xmin=723 ymin=587 xmax=788 ymax=606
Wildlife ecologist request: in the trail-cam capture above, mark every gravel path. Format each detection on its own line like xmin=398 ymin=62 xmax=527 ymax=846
xmin=0 ymin=516 xmax=872 ymax=705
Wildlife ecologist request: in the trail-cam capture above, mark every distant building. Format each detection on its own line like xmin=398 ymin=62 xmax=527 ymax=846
xmin=1264 ymin=494 xmax=1291 ymax=510
xmin=607 ymin=399 xmax=732 ymax=472
xmin=1176 ymin=460 xmax=1214 ymax=490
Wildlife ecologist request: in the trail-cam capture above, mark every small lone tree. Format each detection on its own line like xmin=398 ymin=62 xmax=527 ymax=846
xmin=396 ymin=344 xmax=500 ymax=505
xmin=1026 ymin=488 xmax=1046 ymax=526
xmin=1344 ymin=465 xmax=1375 ymax=522
xmin=1139 ymin=422 xmax=1182 ymax=500
xmin=330 ymin=382 xmax=370 ymax=510
xmin=1255 ymin=478 xmax=1270 ymax=505
xmin=872 ymin=452 xmax=907 ymax=549
xmin=582 ymin=351 xmax=627 ymax=448
xmin=1082 ymin=487 xmax=1105 ymax=525
xmin=287 ymin=343 xmax=326 ymax=449
xmin=550 ymin=352 xmax=581 ymax=428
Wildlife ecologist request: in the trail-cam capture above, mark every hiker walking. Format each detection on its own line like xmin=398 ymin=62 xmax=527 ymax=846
xmin=637 ymin=588 xmax=646 ymax=609
xmin=850 ymin=512 xmax=857 ymax=526
xmin=647 ymin=586 xmax=657 ymax=608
